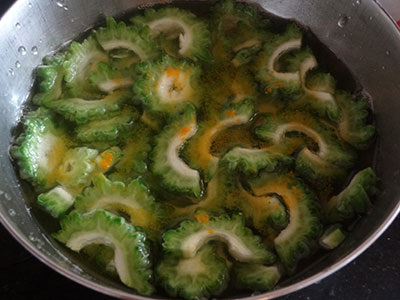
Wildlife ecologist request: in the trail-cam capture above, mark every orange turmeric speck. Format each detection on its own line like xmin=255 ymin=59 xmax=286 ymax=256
xmin=98 ymin=152 xmax=114 ymax=171
xmin=195 ymin=213 xmax=210 ymax=224
xmin=178 ymin=125 xmax=192 ymax=138
xmin=228 ymin=110 xmax=236 ymax=118
xmin=167 ymin=67 xmax=180 ymax=78
xmin=208 ymin=229 xmax=215 ymax=234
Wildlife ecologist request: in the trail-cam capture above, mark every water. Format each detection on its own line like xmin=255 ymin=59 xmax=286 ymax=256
xmin=15 ymin=61 xmax=21 ymax=69
xmin=338 ymin=16 xmax=349 ymax=28
xmin=15 ymin=23 xmax=21 ymax=29
xmin=31 ymin=46 xmax=38 ymax=55
xmin=8 ymin=209 xmax=16 ymax=217
xmin=18 ymin=46 xmax=27 ymax=56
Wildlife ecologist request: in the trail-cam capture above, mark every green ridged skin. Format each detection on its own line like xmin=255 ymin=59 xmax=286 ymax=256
xmin=74 ymin=174 xmax=165 ymax=233
xmin=156 ymin=244 xmax=229 ymax=300
xmin=183 ymin=100 xmax=256 ymax=181
xmin=33 ymin=52 xmax=66 ymax=107
xmin=57 ymin=147 xmax=99 ymax=190
xmin=162 ymin=214 xmax=276 ymax=264
xmin=324 ymin=168 xmax=379 ymax=222
xmin=54 ymin=210 xmax=154 ymax=295
xmin=37 ymin=186 xmax=74 ymax=218
xmin=319 ymin=224 xmax=347 ymax=250
xmin=306 ymin=70 xmax=336 ymax=95
xmin=255 ymin=112 xmax=357 ymax=168
xmin=89 ymin=62 xmax=135 ymax=93
xmin=131 ymin=7 xmax=211 ymax=61
xmin=75 ymin=109 xmax=135 ymax=143
xmin=232 ymin=44 xmax=262 ymax=67
xmin=133 ymin=55 xmax=202 ymax=114
xmin=249 ymin=172 xmax=322 ymax=272
xmin=233 ymin=263 xmax=281 ymax=292
xmin=151 ymin=105 xmax=201 ymax=197
xmin=96 ymin=17 xmax=160 ymax=61
xmin=50 ymin=90 xmax=130 ymax=124
xmin=255 ymin=24 xmax=304 ymax=100
xmin=336 ymin=91 xmax=376 ymax=150
xmin=63 ymin=36 xmax=109 ymax=99
xmin=10 ymin=108 xmax=71 ymax=190
xmin=221 ymin=147 xmax=294 ymax=177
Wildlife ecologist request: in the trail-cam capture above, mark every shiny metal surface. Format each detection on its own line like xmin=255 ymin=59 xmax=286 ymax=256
xmin=0 ymin=0 xmax=399 ymax=299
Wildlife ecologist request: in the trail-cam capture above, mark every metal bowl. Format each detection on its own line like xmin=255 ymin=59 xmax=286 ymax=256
xmin=1 ymin=0 xmax=399 ymax=299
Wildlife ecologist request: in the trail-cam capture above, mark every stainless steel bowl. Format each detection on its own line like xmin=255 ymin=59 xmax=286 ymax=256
xmin=1 ymin=0 xmax=400 ymax=299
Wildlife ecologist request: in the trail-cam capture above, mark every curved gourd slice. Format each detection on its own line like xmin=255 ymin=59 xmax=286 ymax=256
xmin=96 ymin=17 xmax=160 ymax=61
xmin=150 ymin=105 xmax=201 ymax=197
xmin=10 ymin=108 xmax=71 ymax=190
xmin=131 ymin=7 xmax=211 ymax=61
xmin=336 ymin=91 xmax=376 ymax=150
xmin=89 ymin=62 xmax=135 ymax=93
xmin=249 ymin=172 xmax=322 ymax=272
xmin=184 ymin=100 xmax=255 ymax=181
xmin=162 ymin=214 xmax=276 ymax=264
xmin=233 ymin=263 xmax=281 ymax=292
xmin=323 ymin=168 xmax=379 ymax=222
xmin=134 ymin=55 xmax=202 ymax=113
xmin=33 ymin=52 xmax=66 ymax=107
xmin=54 ymin=210 xmax=154 ymax=295
xmin=75 ymin=109 xmax=135 ymax=143
xmin=319 ymin=224 xmax=347 ymax=250
xmin=221 ymin=147 xmax=294 ymax=177
xmin=156 ymin=244 xmax=229 ymax=300
xmin=255 ymin=112 xmax=356 ymax=168
xmin=74 ymin=174 xmax=165 ymax=233
xmin=255 ymin=24 xmax=304 ymax=100
xmin=50 ymin=90 xmax=129 ymax=124
xmin=37 ymin=186 xmax=74 ymax=218
xmin=63 ymin=36 xmax=109 ymax=98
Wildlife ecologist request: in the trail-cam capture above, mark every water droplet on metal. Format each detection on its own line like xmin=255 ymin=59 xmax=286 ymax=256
xmin=338 ymin=16 xmax=349 ymax=28
xmin=15 ymin=61 xmax=21 ymax=68
xmin=8 ymin=68 xmax=15 ymax=76
xmin=28 ymin=2 xmax=32 ymax=8
xmin=356 ymin=0 xmax=361 ymax=5
xmin=8 ymin=209 xmax=16 ymax=217
xmin=385 ymin=50 xmax=390 ymax=56
xmin=18 ymin=46 xmax=27 ymax=55
xmin=0 ymin=190 xmax=4 ymax=196
xmin=31 ymin=46 xmax=38 ymax=55
xmin=56 ymin=0 xmax=65 ymax=8
xmin=4 ymin=193 xmax=11 ymax=201
xmin=382 ymin=65 xmax=386 ymax=70
xmin=70 ymin=18 xmax=75 ymax=23
xmin=39 ymin=39 xmax=43 ymax=44
xmin=29 ymin=232 xmax=35 ymax=241
xmin=15 ymin=23 xmax=21 ymax=29
xmin=63 ymin=5 xmax=68 ymax=11
xmin=369 ymin=16 xmax=373 ymax=20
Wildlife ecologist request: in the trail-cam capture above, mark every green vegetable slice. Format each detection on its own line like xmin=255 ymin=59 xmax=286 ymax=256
xmin=319 ymin=224 xmax=347 ymax=250
xmin=96 ymin=17 xmax=160 ymax=61
xmin=336 ymin=91 xmax=376 ymax=150
xmin=184 ymin=100 xmax=255 ymax=181
xmin=50 ymin=90 xmax=129 ymax=124
xmin=89 ymin=62 xmax=135 ymax=93
xmin=131 ymin=7 xmax=211 ymax=61
xmin=323 ymin=168 xmax=379 ymax=222
xmin=81 ymin=244 xmax=118 ymax=278
xmin=63 ymin=36 xmax=109 ymax=98
xmin=163 ymin=214 xmax=276 ymax=264
xmin=133 ymin=55 xmax=202 ymax=114
xmin=150 ymin=105 xmax=202 ymax=197
xmin=10 ymin=108 xmax=71 ymax=190
xmin=94 ymin=146 xmax=123 ymax=174
xmin=75 ymin=109 xmax=135 ymax=143
xmin=54 ymin=210 xmax=154 ymax=294
xmin=233 ymin=263 xmax=281 ymax=292
xmin=249 ymin=172 xmax=322 ymax=272
xmin=37 ymin=186 xmax=74 ymax=218
xmin=156 ymin=244 xmax=229 ymax=300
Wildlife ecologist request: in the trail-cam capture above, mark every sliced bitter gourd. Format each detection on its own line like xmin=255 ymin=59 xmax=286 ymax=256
xmin=255 ymin=112 xmax=356 ymax=169
xmin=75 ymin=108 xmax=135 ymax=143
xmin=54 ymin=210 xmax=154 ymax=295
xmin=221 ymin=147 xmax=294 ymax=177
xmin=249 ymin=172 xmax=322 ymax=272
xmin=89 ymin=62 xmax=135 ymax=93
xmin=74 ymin=174 xmax=165 ymax=233
xmin=81 ymin=244 xmax=118 ymax=278
xmin=37 ymin=186 xmax=75 ymax=218
xmin=319 ymin=224 xmax=347 ymax=250
xmin=96 ymin=17 xmax=160 ymax=61
xmin=63 ymin=36 xmax=109 ymax=98
xmin=150 ymin=104 xmax=202 ymax=197
xmin=162 ymin=214 xmax=276 ymax=264
xmin=156 ymin=244 xmax=229 ymax=300
xmin=233 ymin=263 xmax=281 ymax=292
xmin=336 ymin=91 xmax=376 ymax=150
xmin=184 ymin=100 xmax=255 ymax=181
xmin=254 ymin=24 xmax=304 ymax=100
xmin=323 ymin=168 xmax=379 ymax=222
xmin=10 ymin=108 xmax=71 ymax=190
xmin=33 ymin=52 xmax=66 ymax=107
xmin=133 ymin=55 xmax=202 ymax=114
xmin=50 ymin=90 xmax=129 ymax=124
xmin=56 ymin=147 xmax=99 ymax=191
xmin=94 ymin=146 xmax=123 ymax=174
xmin=131 ymin=7 xmax=211 ymax=61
